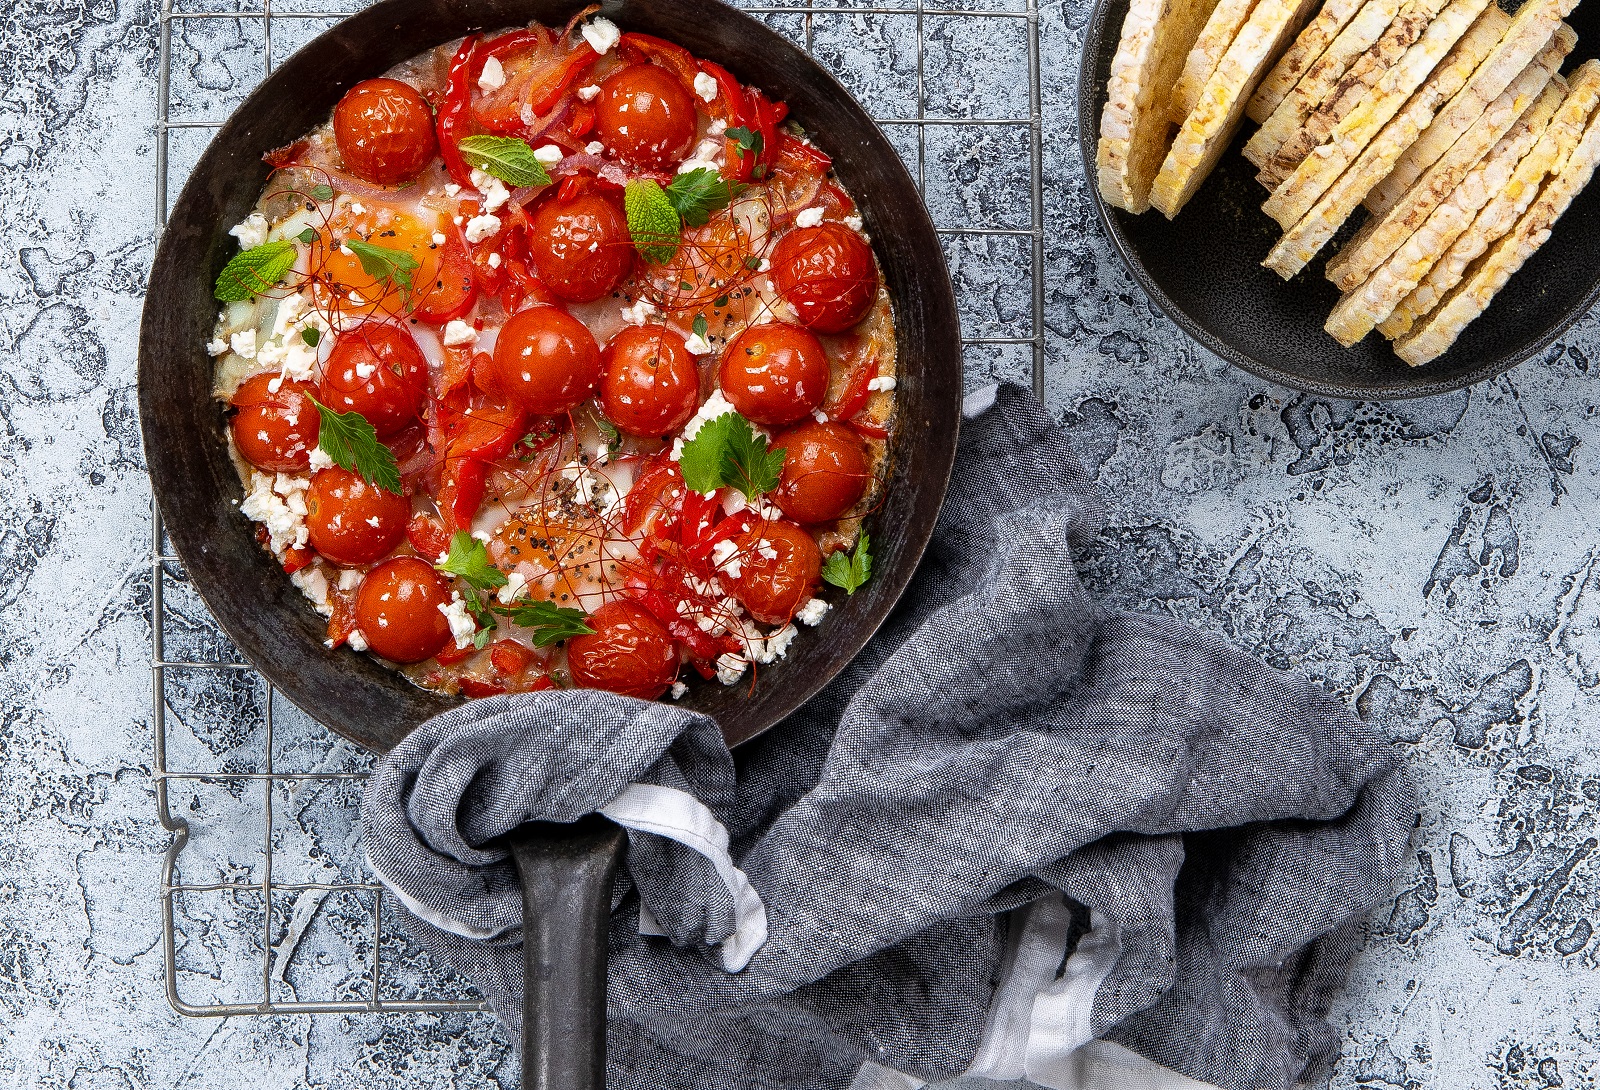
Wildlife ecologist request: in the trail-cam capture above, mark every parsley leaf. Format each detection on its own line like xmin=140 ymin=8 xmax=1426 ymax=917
xmin=822 ymin=531 xmax=872 ymax=594
xmin=457 ymin=135 xmax=554 ymax=189
xmin=214 ymin=240 xmax=297 ymax=302
xmin=664 ymin=168 xmax=744 ymax=227
xmin=435 ymin=531 xmax=508 ymax=591
xmin=678 ymin=410 xmax=785 ymax=500
xmin=495 ymin=599 xmax=595 ymax=647
xmin=344 ymin=239 xmax=420 ymax=297
xmin=596 ymin=417 xmax=622 ymax=455
xmin=624 ymin=179 xmax=681 ymax=264
xmin=460 ymin=587 xmax=498 ymax=649
xmin=307 ymin=397 xmax=401 ymax=494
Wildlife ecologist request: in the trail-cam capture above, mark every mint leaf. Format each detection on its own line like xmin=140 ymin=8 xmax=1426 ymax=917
xmin=692 ymin=314 xmax=709 ymax=340
xmin=457 ymin=135 xmax=554 ymax=189
xmin=495 ymin=599 xmax=595 ymax=647
xmin=344 ymin=239 xmax=420 ymax=296
xmin=307 ymin=397 xmax=401 ymax=494
xmin=436 ymin=531 xmax=508 ymax=591
xmin=822 ymin=531 xmax=872 ymax=594
xmin=596 ymin=417 xmax=622 ymax=455
xmin=297 ymin=227 xmax=317 ymax=244
xmin=214 ymin=240 xmax=297 ymax=302
xmin=301 ymin=327 xmax=321 ymax=348
xmin=664 ymin=168 xmax=744 ymax=227
xmin=727 ymin=126 xmax=764 ymax=157
xmin=624 ymin=179 xmax=680 ymax=264
xmin=311 ymin=184 xmax=334 ymax=202
xmin=678 ymin=410 xmax=784 ymax=500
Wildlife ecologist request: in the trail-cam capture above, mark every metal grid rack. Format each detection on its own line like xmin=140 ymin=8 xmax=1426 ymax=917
xmin=152 ymin=0 xmax=1048 ymax=1017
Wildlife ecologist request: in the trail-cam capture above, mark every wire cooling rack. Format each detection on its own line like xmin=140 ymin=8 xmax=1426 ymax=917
xmin=152 ymin=0 xmax=1047 ymax=1017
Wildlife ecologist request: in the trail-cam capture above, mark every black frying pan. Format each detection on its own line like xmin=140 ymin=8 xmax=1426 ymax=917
xmin=138 ymin=0 xmax=962 ymax=1084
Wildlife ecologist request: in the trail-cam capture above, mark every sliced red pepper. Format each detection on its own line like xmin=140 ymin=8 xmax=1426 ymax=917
xmin=622 ymin=452 xmax=686 ymax=537
xmin=448 ymin=403 xmax=527 ymax=462
xmin=438 ymin=34 xmax=482 ymax=189
xmin=439 ymin=345 xmax=476 ymax=399
xmin=435 ymin=640 xmax=477 ymax=666
xmin=437 ymin=459 xmax=489 ymax=533
xmin=746 ymin=87 xmax=782 ymax=182
xmin=262 ymin=140 xmax=309 ymax=170
xmin=460 ymin=677 xmax=509 ymax=697
xmin=325 ymin=591 xmax=360 ymax=650
xmin=618 ymin=33 xmax=701 ymax=91
xmin=525 ymin=43 xmax=601 ymax=117
xmin=698 ymin=61 xmax=747 ymax=126
xmin=826 ymin=338 xmax=878 ymax=421
xmin=851 ymin=419 xmax=890 ymax=440
xmin=567 ymin=103 xmax=596 ymax=139
xmin=775 ymin=133 xmax=833 ymax=177
xmin=281 ymin=545 xmax=314 ymax=574
xmin=482 ymin=27 xmax=549 ymax=63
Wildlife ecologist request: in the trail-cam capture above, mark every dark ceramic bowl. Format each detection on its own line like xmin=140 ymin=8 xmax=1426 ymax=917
xmin=139 ymin=0 xmax=963 ymax=754
xmin=1078 ymin=0 xmax=1600 ymax=399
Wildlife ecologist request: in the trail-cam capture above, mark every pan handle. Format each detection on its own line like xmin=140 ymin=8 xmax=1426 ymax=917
xmin=506 ymin=815 xmax=627 ymax=1090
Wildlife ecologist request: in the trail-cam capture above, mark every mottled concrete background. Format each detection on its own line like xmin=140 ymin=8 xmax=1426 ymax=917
xmin=3 ymin=0 xmax=1598 ymax=1086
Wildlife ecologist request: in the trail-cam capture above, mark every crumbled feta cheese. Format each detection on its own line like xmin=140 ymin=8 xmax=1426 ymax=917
xmin=230 ymin=329 xmax=257 ymax=360
xmin=708 ymin=118 xmax=727 ymax=137
xmin=439 ymin=593 xmax=479 ymax=650
xmin=794 ymin=206 xmax=825 ymax=229
xmin=716 ymin=653 xmax=748 ymax=685
xmin=582 ymin=16 xmax=621 ymax=54
xmin=478 ymin=55 xmax=506 ymax=91
xmin=442 ymin=320 xmax=478 ymax=348
xmin=229 ymin=212 xmax=269 ymax=250
xmin=351 ymin=202 xmax=367 ymax=216
xmin=813 ymin=409 xmax=829 ymax=424
xmin=242 ymin=470 xmax=310 ymax=554
xmin=684 ymin=329 xmax=714 ymax=355
xmin=488 ymin=252 xmax=502 ymax=269
xmin=678 ymin=138 xmax=724 ymax=175
xmin=444 ymin=182 xmax=462 ymax=198
xmin=346 ymin=628 xmax=370 ymax=652
xmin=534 ymin=143 xmax=566 ymax=165
xmin=471 ymin=530 xmax=492 ymax=544
xmin=867 ymin=376 xmax=896 ymax=392
xmin=291 ymin=564 xmax=333 ymax=616
xmin=744 ymin=623 xmax=798 ymax=665
xmin=432 ymin=232 xmax=448 ymax=246
xmin=206 ymin=337 xmax=230 ymax=357
xmin=670 ymin=680 xmax=689 ymax=699
xmin=586 ymin=140 xmax=606 ymax=155
xmin=758 ymin=257 xmax=771 ymax=273
xmin=620 ymin=298 xmax=658 ymax=326
xmin=693 ymin=71 xmax=719 ymax=102
xmin=845 ymin=214 xmax=864 ymax=232
xmin=497 ymin=570 xmax=529 ymax=606
xmin=796 ymin=598 xmax=830 ymax=626
xmin=309 ymin=446 xmax=335 ymax=471
xmin=711 ymin=538 xmax=743 ymax=580
xmin=470 ymin=168 xmax=512 ymax=213
xmin=679 ymin=389 xmax=738 ymax=445
xmin=463 ymin=214 xmax=502 ymax=244
xmin=354 ymin=361 xmax=377 ymax=380
xmin=338 ymin=568 xmax=364 ymax=592
xmin=576 ymin=85 xmax=602 ymax=103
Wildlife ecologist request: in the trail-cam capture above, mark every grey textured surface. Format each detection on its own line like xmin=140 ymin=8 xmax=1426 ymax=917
xmin=2 ymin=0 xmax=1598 ymax=1086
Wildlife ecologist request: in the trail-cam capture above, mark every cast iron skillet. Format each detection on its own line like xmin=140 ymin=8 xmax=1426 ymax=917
xmin=1078 ymin=0 xmax=1600 ymax=400
xmin=138 ymin=0 xmax=962 ymax=1083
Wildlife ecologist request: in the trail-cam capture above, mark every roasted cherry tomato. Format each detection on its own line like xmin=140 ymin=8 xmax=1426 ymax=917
xmin=304 ymin=467 xmax=410 ymax=566
xmin=355 ymin=556 xmax=453 ymax=663
xmin=528 ymin=192 xmax=633 ymax=304
xmin=718 ymin=322 xmax=829 ymax=427
xmin=599 ymin=325 xmax=701 ymax=437
xmin=593 ymin=64 xmax=698 ymax=170
xmin=332 ymin=78 xmax=438 ymax=185
xmin=320 ymin=322 xmax=429 ymax=438
xmin=490 ymin=305 xmax=602 ymax=415
xmin=771 ymin=421 xmax=869 ymax=525
xmin=730 ymin=520 xmax=822 ymax=625
xmin=567 ymin=600 xmax=679 ymax=699
xmin=230 ymin=374 xmax=319 ymax=473
xmin=769 ymin=222 xmax=879 ymax=334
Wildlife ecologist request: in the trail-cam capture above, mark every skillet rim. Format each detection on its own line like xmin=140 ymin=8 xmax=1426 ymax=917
xmin=138 ymin=0 xmax=962 ymax=754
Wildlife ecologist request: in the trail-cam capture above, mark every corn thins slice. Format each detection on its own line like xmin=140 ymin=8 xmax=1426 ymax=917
xmin=1259 ymin=0 xmax=1452 ymax=189
xmin=1328 ymin=31 xmax=1572 ymax=294
xmin=1367 ymin=0 xmax=1582 ymax=214
xmin=1261 ymin=0 xmax=1500 ymax=277
xmin=1245 ymin=0 xmax=1413 ymax=168
xmin=1248 ymin=0 xmax=1381 ymax=125
xmin=1381 ymin=60 xmax=1600 ymax=339
xmin=1324 ymin=80 xmax=1562 ymax=346
xmin=1150 ymin=0 xmax=1320 ymax=218
xmin=1171 ymin=0 xmax=1261 ymax=124
xmin=1098 ymin=0 xmax=1226 ymax=213
xmin=1394 ymin=105 xmax=1600 ymax=366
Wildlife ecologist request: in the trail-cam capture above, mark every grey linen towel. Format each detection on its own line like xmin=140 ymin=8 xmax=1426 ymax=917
xmin=363 ymin=383 xmax=1417 ymax=1090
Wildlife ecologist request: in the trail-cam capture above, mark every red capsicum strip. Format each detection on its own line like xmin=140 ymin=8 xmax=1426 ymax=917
xmin=525 ymin=43 xmax=601 ymax=117
xmin=438 ymin=34 xmax=482 ymax=188
xmin=618 ymin=33 xmax=701 ymax=92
